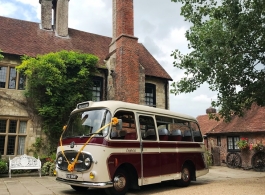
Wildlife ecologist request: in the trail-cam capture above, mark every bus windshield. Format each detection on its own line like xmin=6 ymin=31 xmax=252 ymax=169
xmin=63 ymin=109 xmax=111 ymax=138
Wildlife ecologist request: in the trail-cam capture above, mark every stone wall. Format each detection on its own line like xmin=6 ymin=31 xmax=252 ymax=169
xmin=0 ymin=56 xmax=42 ymax=156
xmin=145 ymin=77 xmax=168 ymax=109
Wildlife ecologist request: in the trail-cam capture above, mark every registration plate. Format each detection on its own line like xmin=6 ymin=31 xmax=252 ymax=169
xmin=66 ymin=174 xmax=78 ymax=179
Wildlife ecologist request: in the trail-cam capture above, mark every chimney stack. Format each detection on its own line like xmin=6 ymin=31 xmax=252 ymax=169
xmin=108 ymin=0 xmax=140 ymax=104
xmin=113 ymin=0 xmax=134 ymax=40
xmin=39 ymin=0 xmax=52 ymax=30
xmin=54 ymin=0 xmax=70 ymax=37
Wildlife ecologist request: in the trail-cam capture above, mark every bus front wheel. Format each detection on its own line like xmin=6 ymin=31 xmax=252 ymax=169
xmin=105 ymin=168 xmax=129 ymax=195
xmin=177 ymin=165 xmax=191 ymax=187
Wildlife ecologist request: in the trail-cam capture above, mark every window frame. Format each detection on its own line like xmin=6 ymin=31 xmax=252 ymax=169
xmin=145 ymin=83 xmax=156 ymax=107
xmin=91 ymin=77 xmax=103 ymax=102
xmin=227 ymin=136 xmax=240 ymax=152
xmin=0 ymin=64 xmax=26 ymax=90
xmin=0 ymin=118 xmax=28 ymax=156
xmin=217 ymin=136 xmax=221 ymax=146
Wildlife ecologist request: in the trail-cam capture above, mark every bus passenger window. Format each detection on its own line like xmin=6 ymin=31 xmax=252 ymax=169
xmin=158 ymin=128 xmax=170 ymax=141
xmin=139 ymin=115 xmax=156 ymax=141
xmin=113 ymin=110 xmax=137 ymax=140
xmin=169 ymin=129 xmax=182 ymax=141
xmin=155 ymin=116 xmax=173 ymax=141
xmin=183 ymin=130 xmax=192 ymax=141
xmin=190 ymin=122 xmax=203 ymax=142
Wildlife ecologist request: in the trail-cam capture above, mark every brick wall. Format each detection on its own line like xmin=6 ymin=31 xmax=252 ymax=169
xmin=115 ymin=0 xmax=134 ymax=37
xmin=110 ymin=0 xmax=141 ymax=103
xmin=114 ymin=36 xmax=140 ymax=103
xmin=208 ymin=133 xmax=265 ymax=168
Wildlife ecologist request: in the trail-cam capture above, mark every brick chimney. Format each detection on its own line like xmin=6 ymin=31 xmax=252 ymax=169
xmin=108 ymin=0 xmax=141 ymax=104
xmin=53 ymin=0 xmax=70 ymax=37
xmin=39 ymin=0 xmax=52 ymax=30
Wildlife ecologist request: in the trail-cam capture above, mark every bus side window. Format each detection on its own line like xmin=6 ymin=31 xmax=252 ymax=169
xmin=183 ymin=130 xmax=192 ymax=141
xmin=139 ymin=115 xmax=157 ymax=141
xmin=113 ymin=110 xmax=137 ymax=140
xmin=191 ymin=122 xmax=203 ymax=142
xmin=169 ymin=129 xmax=182 ymax=141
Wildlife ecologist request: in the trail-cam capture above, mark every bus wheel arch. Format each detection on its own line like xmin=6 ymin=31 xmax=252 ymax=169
xmin=177 ymin=160 xmax=195 ymax=187
xmin=105 ymin=168 xmax=128 ymax=195
xmin=105 ymin=163 xmax=138 ymax=195
xmin=118 ymin=163 xmax=139 ymax=189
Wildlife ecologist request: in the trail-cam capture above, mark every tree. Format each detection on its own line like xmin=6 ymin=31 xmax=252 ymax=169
xmin=16 ymin=50 xmax=98 ymax=150
xmin=171 ymin=0 xmax=265 ymax=121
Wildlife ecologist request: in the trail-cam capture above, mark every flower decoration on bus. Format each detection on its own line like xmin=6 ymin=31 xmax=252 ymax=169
xmin=68 ymin=163 xmax=75 ymax=172
xmin=112 ymin=117 xmax=119 ymax=125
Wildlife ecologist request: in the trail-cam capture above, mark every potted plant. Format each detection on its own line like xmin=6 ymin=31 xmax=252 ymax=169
xmin=252 ymin=143 xmax=265 ymax=152
xmin=236 ymin=138 xmax=249 ymax=150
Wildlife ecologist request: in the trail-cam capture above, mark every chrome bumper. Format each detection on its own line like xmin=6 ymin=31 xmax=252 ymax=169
xmin=56 ymin=177 xmax=113 ymax=188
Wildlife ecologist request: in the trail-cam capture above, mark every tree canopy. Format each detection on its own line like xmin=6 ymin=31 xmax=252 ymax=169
xmin=16 ymin=50 xmax=98 ymax=149
xmin=171 ymin=0 xmax=265 ymax=121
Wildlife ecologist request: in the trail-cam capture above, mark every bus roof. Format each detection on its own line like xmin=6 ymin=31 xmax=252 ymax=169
xmin=72 ymin=100 xmax=197 ymax=122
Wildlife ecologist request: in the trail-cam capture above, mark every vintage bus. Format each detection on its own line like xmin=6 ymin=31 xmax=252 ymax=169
xmin=55 ymin=101 xmax=209 ymax=195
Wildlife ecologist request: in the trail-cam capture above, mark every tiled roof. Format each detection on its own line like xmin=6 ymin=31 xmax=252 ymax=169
xmin=138 ymin=43 xmax=172 ymax=80
xmin=0 ymin=16 xmax=172 ymax=80
xmin=197 ymin=115 xmax=221 ymax=135
xmin=197 ymin=104 xmax=265 ymax=135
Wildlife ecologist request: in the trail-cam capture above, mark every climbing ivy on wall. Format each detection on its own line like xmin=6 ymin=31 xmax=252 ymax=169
xmin=16 ymin=50 xmax=99 ymax=152
xmin=0 ymin=50 xmax=3 ymax=61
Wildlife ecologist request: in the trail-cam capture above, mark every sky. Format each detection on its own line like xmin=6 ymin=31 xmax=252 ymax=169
xmin=0 ymin=0 xmax=218 ymax=118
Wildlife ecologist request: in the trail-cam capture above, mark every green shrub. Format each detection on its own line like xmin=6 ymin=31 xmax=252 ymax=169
xmin=0 ymin=161 xmax=8 ymax=174
xmin=206 ymin=150 xmax=213 ymax=167
xmin=41 ymin=161 xmax=56 ymax=176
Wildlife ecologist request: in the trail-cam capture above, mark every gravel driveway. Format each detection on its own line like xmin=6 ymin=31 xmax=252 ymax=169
xmin=126 ymin=166 xmax=265 ymax=195
xmin=2 ymin=166 xmax=265 ymax=195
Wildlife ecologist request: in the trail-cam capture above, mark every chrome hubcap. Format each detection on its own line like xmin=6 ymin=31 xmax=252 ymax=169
xmin=113 ymin=175 xmax=126 ymax=191
xmin=182 ymin=168 xmax=190 ymax=182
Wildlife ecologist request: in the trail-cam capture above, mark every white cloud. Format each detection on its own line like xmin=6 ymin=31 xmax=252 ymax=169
xmin=14 ymin=0 xmax=39 ymax=7
xmin=0 ymin=1 xmax=17 ymax=17
xmin=193 ymin=94 xmax=211 ymax=102
xmin=68 ymin=0 xmax=112 ymax=36
xmin=0 ymin=0 xmax=40 ymax=21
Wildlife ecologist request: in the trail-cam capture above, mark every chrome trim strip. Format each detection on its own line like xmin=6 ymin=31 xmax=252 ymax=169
xmin=56 ymin=177 xmax=113 ymax=188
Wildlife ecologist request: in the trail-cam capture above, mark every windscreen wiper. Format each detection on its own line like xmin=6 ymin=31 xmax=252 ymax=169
xmin=82 ymin=132 xmax=103 ymax=137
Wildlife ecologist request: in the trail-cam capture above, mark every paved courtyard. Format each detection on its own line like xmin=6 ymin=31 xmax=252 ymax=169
xmin=0 ymin=166 xmax=265 ymax=195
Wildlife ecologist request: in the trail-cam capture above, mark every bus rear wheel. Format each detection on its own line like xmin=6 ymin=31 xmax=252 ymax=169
xmin=105 ymin=168 xmax=129 ymax=195
xmin=177 ymin=165 xmax=191 ymax=187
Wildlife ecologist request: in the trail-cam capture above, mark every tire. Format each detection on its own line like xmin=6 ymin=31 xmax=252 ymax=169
xmin=70 ymin=185 xmax=88 ymax=192
xmin=177 ymin=165 xmax=191 ymax=187
xmin=251 ymin=152 xmax=265 ymax=172
xmin=226 ymin=152 xmax=242 ymax=168
xmin=105 ymin=168 xmax=129 ymax=195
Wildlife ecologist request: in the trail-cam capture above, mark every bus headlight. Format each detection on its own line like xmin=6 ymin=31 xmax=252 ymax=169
xmin=57 ymin=156 xmax=63 ymax=165
xmin=84 ymin=157 xmax=91 ymax=167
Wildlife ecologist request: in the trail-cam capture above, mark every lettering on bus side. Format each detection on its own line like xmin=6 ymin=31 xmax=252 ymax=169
xmin=126 ymin=148 xmax=136 ymax=153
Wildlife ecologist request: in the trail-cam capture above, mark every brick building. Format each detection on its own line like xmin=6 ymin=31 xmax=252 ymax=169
xmin=197 ymin=104 xmax=265 ymax=168
xmin=0 ymin=0 xmax=172 ymax=156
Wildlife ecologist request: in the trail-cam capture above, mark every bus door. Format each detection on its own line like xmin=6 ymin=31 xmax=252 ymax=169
xmin=137 ymin=114 xmax=161 ymax=185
